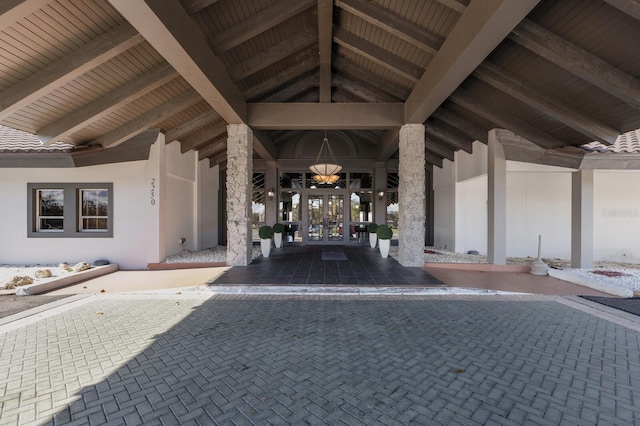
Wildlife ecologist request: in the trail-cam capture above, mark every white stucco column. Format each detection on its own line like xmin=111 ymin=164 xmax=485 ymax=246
xmin=571 ymin=170 xmax=594 ymax=268
xmin=398 ymin=124 xmax=425 ymax=267
xmin=487 ymin=129 xmax=506 ymax=265
xmin=226 ymin=124 xmax=253 ymax=266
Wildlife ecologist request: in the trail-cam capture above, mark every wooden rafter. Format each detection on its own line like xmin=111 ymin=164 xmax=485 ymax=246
xmin=165 ymin=110 xmax=221 ymax=144
xmin=198 ymin=138 xmax=226 ymax=161
xmin=333 ymin=57 xmax=411 ymax=99
xmin=603 ymin=0 xmax=640 ymax=21
xmin=425 ymin=121 xmax=473 ymax=153
xmin=425 ymin=137 xmax=455 ymax=162
xmin=180 ymin=125 xmax=226 ymax=153
xmin=431 ymin=108 xmax=487 ymax=144
xmin=333 ymin=75 xmax=400 ymax=103
xmin=260 ymin=73 xmax=319 ymax=103
xmin=244 ymin=57 xmax=319 ymax=101
xmin=183 ymin=0 xmax=220 ymax=15
xmin=0 ymin=0 xmax=55 ymax=32
xmin=317 ymin=0 xmax=333 ymax=102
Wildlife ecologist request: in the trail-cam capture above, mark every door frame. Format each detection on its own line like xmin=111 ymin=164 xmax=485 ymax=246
xmin=303 ymin=190 xmax=348 ymax=245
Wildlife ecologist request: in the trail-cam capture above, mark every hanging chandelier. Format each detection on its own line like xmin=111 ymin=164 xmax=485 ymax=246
xmin=309 ymin=131 xmax=341 ymax=184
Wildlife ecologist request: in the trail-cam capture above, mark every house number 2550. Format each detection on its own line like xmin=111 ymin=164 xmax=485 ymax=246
xmin=150 ymin=178 xmax=156 ymax=205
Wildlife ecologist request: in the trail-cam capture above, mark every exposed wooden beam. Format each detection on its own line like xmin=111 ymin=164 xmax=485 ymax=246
xmin=450 ymin=88 xmax=565 ymax=149
xmin=0 ymin=0 xmax=55 ymax=32
xmin=333 ymin=57 xmax=411 ymax=99
xmin=333 ymin=75 xmax=400 ymax=103
xmin=165 ymin=110 xmax=220 ymax=143
xmin=474 ymin=62 xmax=619 ymax=144
xmin=229 ymin=30 xmax=317 ymax=81
xmin=510 ymin=19 xmax=640 ymax=110
xmin=425 ymin=121 xmax=473 ymax=153
xmin=334 ymin=28 xmax=423 ymax=83
xmin=336 ymin=0 xmax=443 ymax=54
xmin=38 ymin=63 xmax=178 ymax=145
xmin=209 ymin=151 xmax=227 ymax=167
xmin=183 ymin=0 xmax=220 ymax=15
xmin=603 ymin=0 xmax=640 ymax=21
xmin=244 ymin=57 xmax=318 ymax=101
xmin=208 ymin=0 xmax=315 ymax=54
xmin=0 ymin=23 xmax=144 ymax=121
xmin=253 ymin=130 xmax=277 ymax=161
xmin=198 ymin=139 xmax=226 ymax=161
xmin=94 ymin=89 xmax=201 ymax=148
xmin=405 ymin=0 xmax=540 ymax=124
xmin=318 ymin=0 xmax=333 ymax=102
xmin=425 ymin=151 xmax=444 ymax=168
xmin=425 ymin=136 xmax=455 ymax=162
xmin=109 ymin=0 xmax=247 ymax=124
xmin=432 ymin=108 xmax=487 ymax=143
xmin=434 ymin=0 xmax=468 ymax=14
xmin=376 ymin=128 xmax=400 ymax=161
xmin=261 ymin=73 xmax=318 ymax=103
xmin=180 ymin=125 xmax=226 ymax=153
xmin=248 ymin=103 xmax=404 ymax=129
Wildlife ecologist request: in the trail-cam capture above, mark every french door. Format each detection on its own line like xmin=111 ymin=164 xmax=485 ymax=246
xmin=306 ymin=193 xmax=345 ymax=244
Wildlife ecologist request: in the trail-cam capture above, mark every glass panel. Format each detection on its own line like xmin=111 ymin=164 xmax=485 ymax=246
xmin=308 ymin=195 xmax=323 ymax=241
xmin=81 ymin=189 xmax=108 ymax=216
xmin=279 ymin=191 xmax=300 ymax=222
xmin=82 ymin=218 xmax=108 ymax=231
xmin=327 ymin=194 xmax=344 ymax=241
xmin=39 ymin=218 xmax=64 ymax=231
xmin=280 ymin=172 xmax=303 ymax=189
xmin=349 ymin=172 xmax=373 ymax=189
xmin=349 ymin=191 xmax=372 ymax=242
xmin=251 ymin=191 xmax=266 ymax=242
xmin=306 ymin=172 xmax=346 ymax=189
xmin=38 ymin=189 xmax=63 ymax=216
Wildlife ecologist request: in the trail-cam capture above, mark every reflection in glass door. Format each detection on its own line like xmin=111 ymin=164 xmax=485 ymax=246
xmin=307 ymin=193 xmax=344 ymax=243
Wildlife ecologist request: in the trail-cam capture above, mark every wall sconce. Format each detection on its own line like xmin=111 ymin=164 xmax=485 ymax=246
xmin=267 ymin=188 xmax=275 ymax=200
xmin=377 ymin=190 xmax=385 ymax=200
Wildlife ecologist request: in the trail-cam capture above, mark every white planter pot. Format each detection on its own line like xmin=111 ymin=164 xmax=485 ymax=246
xmin=274 ymin=232 xmax=282 ymax=248
xmin=369 ymin=233 xmax=377 ymax=248
xmin=260 ymin=238 xmax=272 ymax=258
xmin=379 ymin=239 xmax=390 ymax=258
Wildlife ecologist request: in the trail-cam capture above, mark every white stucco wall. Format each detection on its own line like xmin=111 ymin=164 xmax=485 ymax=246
xmin=455 ymin=176 xmax=487 ymax=255
xmin=198 ymin=162 xmax=219 ymax=250
xmin=433 ymin=159 xmax=455 ymax=251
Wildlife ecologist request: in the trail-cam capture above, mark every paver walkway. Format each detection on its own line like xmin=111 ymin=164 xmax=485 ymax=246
xmin=2 ymin=293 xmax=640 ymax=425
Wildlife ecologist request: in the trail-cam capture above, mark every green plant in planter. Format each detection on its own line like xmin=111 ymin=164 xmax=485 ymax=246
xmin=376 ymin=225 xmax=393 ymax=240
xmin=367 ymin=223 xmax=378 ymax=233
xmin=273 ymin=223 xmax=285 ymax=234
xmin=258 ymin=225 xmax=274 ymax=239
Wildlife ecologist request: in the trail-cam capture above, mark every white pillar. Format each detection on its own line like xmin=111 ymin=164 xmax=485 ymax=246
xmin=398 ymin=124 xmax=425 ymax=267
xmin=487 ymin=129 xmax=506 ymax=265
xmin=571 ymin=170 xmax=594 ymax=268
xmin=226 ymin=124 xmax=253 ymax=266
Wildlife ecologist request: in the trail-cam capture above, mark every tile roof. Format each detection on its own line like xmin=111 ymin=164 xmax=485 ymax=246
xmin=0 ymin=125 xmax=75 ymax=152
xmin=582 ymin=129 xmax=640 ymax=153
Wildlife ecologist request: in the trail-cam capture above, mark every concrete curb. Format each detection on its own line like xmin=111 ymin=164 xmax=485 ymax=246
xmin=549 ymin=268 xmax=634 ymax=297
xmin=15 ymin=264 xmax=119 ymax=296
xmin=194 ymin=285 xmax=524 ymax=296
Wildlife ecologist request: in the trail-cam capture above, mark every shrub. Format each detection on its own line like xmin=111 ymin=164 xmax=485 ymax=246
xmin=376 ymin=225 xmax=393 ymax=240
xmin=367 ymin=223 xmax=378 ymax=233
xmin=258 ymin=225 xmax=274 ymax=239
xmin=272 ymin=223 xmax=285 ymax=234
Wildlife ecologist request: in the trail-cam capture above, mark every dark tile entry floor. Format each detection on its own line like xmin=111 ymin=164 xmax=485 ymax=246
xmin=208 ymin=246 xmax=445 ymax=286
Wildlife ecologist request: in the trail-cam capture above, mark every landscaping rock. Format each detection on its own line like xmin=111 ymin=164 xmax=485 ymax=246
xmin=73 ymin=262 xmax=91 ymax=273
xmin=93 ymin=259 xmax=110 ymax=266
xmin=10 ymin=275 xmax=34 ymax=287
xmin=35 ymin=269 xmax=52 ymax=279
xmin=59 ymin=262 xmax=71 ymax=271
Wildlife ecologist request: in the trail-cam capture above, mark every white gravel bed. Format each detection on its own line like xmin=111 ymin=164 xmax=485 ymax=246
xmin=163 ymin=246 xmax=261 ymax=263
xmin=0 ymin=264 xmax=66 ymax=289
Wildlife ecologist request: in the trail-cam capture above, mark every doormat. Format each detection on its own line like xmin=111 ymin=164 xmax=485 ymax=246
xmin=580 ymin=296 xmax=640 ymax=316
xmin=321 ymin=249 xmax=348 ymax=261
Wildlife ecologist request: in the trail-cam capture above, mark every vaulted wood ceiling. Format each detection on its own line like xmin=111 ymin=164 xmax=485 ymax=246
xmin=1 ymin=0 xmax=640 ymax=168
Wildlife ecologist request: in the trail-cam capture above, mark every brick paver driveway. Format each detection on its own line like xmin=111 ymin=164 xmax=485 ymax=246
xmin=1 ymin=293 xmax=639 ymax=425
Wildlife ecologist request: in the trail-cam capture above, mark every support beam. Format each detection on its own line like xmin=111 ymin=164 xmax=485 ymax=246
xmin=0 ymin=23 xmax=144 ymax=121
xmin=432 ymin=108 xmax=488 ymax=144
xmin=248 ymin=102 xmax=404 ymax=129
xmin=336 ymin=0 xmax=443 ymax=54
xmin=198 ymin=139 xmax=226 ymax=161
xmin=253 ymin=130 xmax=277 ymax=162
xmin=604 ymin=0 xmax=640 ymax=24
xmin=571 ymin=170 xmax=594 ymax=268
xmin=425 ymin=152 xmax=444 ymax=168
xmin=165 ymin=110 xmax=220 ymax=143
xmin=425 ymin=121 xmax=473 ymax=153
xmin=510 ymin=19 xmax=640 ymax=110
xmin=487 ymin=129 xmax=507 ymax=265
xmin=318 ymin=0 xmax=333 ymax=102
xmin=450 ymin=88 xmax=565 ymax=149
xmin=38 ymin=63 xmax=178 ymax=145
xmin=405 ymin=0 xmax=540 ymax=124
xmin=94 ymin=89 xmax=201 ymax=148
xmin=109 ymin=0 xmax=246 ymax=124
xmin=0 ymin=0 xmax=54 ymax=32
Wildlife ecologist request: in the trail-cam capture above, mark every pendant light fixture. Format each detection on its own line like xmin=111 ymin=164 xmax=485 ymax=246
xmin=309 ymin=131 xmax=341 ymax=184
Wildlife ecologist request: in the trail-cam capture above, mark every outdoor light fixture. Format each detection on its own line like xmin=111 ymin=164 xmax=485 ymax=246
xmin=310 ymin=131 xmax=341 ymax=184
xmin=377 ymin=190 xmax=385 ymax=200
xmin=267 ymin=188 xmax=275 ymax=199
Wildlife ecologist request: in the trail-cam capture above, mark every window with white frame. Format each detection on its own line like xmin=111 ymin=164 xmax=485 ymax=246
xmin=28 ymin=183 xmax=113 ymax=238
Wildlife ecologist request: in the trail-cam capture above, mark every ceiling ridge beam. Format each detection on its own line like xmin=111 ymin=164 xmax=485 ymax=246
xmin=165 ymin=110 xmax=220 ymax=143
xmin=474 ymin=61 xmax=620 ymax=144
xmin=0 ymin=0 xmax=55 ymax=32
xmin=109 ymin=0 xmax=246 ymax=124
xmin=38 ymin=63 xmax=178 ymax=145
xmin=244 ymin=57 xmax=319 ymax=101
xmin=509 ymin=19 xmax=640 ymax=110
xmin=333 ymin=57 xmax=411 ymax=99
xmin=318 ymin=0 xmax=333 ymax=102
xmin=0 ymin=22 xmax=144 ymax=121
xmin=335 ymin=0 xmax=443 ymax=54
xmin=432 ymin=108 xmax=487 ymax=144
xmin=334 ymin=27 xmax=423 ymax=82
xmin=425 ymin=121 xmax=473 ymax=153
xmin=180 ymin=125 xmax=226 ymax=153
xmin=208 ymin=0 xmax=315 ymax=54
xmin=229 ymin=30 xmax=318 ymax=81
xmin=405 ymin=0 xmax=540 ymax=124
xmin=603 ymin=0 xmax=640 ymax=21
xmin=450 ymin=88 xmax=565 ymax=149
xmin=94 ymin=89 xmax=201 ymax=148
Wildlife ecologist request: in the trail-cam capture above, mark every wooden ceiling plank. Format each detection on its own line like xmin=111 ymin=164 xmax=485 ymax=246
xmin=208 ymin=0 xmax=315 ymax=54
xmin=253 ymin=129 xmax=276 ymax=161
xmin=261 ymin=73 xmax=318 ymax=103
xmin=165 ymin=109 xmax=220 ymax=143
xmin=333 ymin=27 xmax=423 ymax=82
xmin=510 ymin=19 xmax=640 ymax=110
xmin=450 ymin=88 xmax=565 ymax=149
xmin=333 ymin=57 xmax=411 ymax=99
xmin=425 ymin=121 xmax=473 ymax=153
xmin=0 ymin=22 xmax=144 ymax=121
xmin=180 ymin=125 xmax=225 ymax=153
xmin=318 ymin=0 xmax=333 ymax=102
xmin=198 ymin=138 xmax=226 ymax=161
xmin=94 ymin=89 xmax=201 ymax=148
xmin=208 ymin=150 xmax=227 ymax=166
xmin=183 ymin=0 xmax=221 ymax=15
xmin=603 ymin=0 xmax=640 ymax=21
xmin=248 ymin=102 xmax=404 ymax=129
xmin=433 ymin=0 xmax=468 ymax=14
xmin=333 ymin=75 xmax=399 ymax=103
xmin=405 ymin=0 xmax=540 ymax=124
xmin=335 ymin=0 xmax=443 ymax=54
xmin=38 ymin=63 xmax=178 ymax=145
xmin=474 ymin=62 xmax=620 ymax=145
xmin=432 ymin=108 xmax=487 ymax=144
xmin=0 ymin=0 xmax=55 ymax=32
xmin=425 ymin=137 xmax=455 ymax=161
xmin=108 ymin=0 xmax=246 ymax=124
xmin=244 ymin=57 xmax=319 ymax=101
xmin=229 ymin=30 xmax=317 ymax=81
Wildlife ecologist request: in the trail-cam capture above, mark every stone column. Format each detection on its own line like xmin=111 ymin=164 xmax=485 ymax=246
xmin=571 ymin=170 xmax=594 ymax=268
xmin=398 ymin=124 xmax=425 ymax=267
xmin=487 ymin=129 xmax=506 ymax=265
xmin=226 ymin=124 xmax=253 ymax=266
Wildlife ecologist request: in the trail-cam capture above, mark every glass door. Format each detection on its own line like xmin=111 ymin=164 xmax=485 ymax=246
xmin=307 ymin=193 xmax=344 ymax=244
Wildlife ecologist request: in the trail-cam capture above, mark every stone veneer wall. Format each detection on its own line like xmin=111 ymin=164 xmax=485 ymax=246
xmin=398 ymin=124 xmax=426 ymax=267
xmin=226 ymin=124 xmax=253 ymax=266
